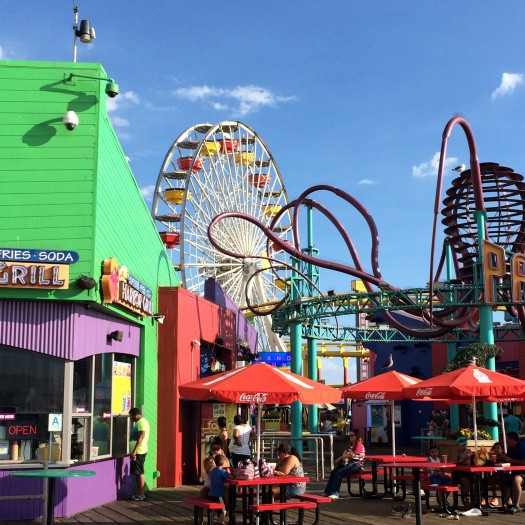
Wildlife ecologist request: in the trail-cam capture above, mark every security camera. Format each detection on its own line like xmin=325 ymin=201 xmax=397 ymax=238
xmin=63 ymin=110 xmax=79 ymax=131
xmin=105 ymin=80 xmax=119 ymax=98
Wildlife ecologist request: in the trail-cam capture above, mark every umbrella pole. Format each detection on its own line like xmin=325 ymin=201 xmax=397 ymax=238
xmin=256 ymin=407 xmax=261 ymax=467
xmin=391 ymin=400 xmax=396 ymax=457
xmin=254 ymin=407 xmax=261 ymax=525
xmin=472 ymin=395 xmax=478 ymax=453
xmin=499 ymin=401 xmax=507 ymax=454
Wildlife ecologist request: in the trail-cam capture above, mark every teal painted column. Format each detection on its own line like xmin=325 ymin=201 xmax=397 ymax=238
xmin=290 ymin=257 xmax=303 ymax=442
xmin=306 ymin=205 xmax=319 ymax=435
xmin=445 ymin=240 xmax=459 ymax=431
xmin=475 ymin=210 xmax=498 ymax=439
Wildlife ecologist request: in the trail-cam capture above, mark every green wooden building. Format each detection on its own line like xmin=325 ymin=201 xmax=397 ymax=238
xmin=0 ymin=60 xmax=179 ymax=519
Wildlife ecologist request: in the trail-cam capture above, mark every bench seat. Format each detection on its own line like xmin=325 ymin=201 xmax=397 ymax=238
xmin=249 ymin=501 xmax=316 ymax=525
xmin=297 ymin=493 xmax=331 ymax=525
xmin=420 ymin=483 xmax=459 ymax=514
xmin=184 ymin=497 xmax=225 ymax=525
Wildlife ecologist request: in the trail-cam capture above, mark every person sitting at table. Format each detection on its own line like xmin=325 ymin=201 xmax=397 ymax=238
xmin=272 ymin=442 xmax=306 ymax=501
xmin=198 ymin=443 xmax=231 ymax=525
xmin=208 ymin=454 xmax=230 ymax=525
xmin=323 ymin=429 xmax=365 ymax=499
xmin=451 ymin=436 xmax=472 ymax=507
xmin=485 ymin=442 xmax=504 ymax=506
xmin=427 ymin=445 xmax=449 ymax=506
xmin=498 ymin=431 xmax=525 ymax=511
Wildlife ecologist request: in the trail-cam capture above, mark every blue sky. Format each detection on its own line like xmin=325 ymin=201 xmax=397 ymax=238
xmin=3 ymin=2 xmax=525 ymax=384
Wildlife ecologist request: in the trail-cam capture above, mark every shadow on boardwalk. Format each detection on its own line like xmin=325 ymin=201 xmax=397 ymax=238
xmin=3 ymin=480 xmax=525 ymax=525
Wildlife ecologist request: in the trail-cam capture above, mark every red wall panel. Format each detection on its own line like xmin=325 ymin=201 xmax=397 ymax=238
xmin=157 ymin=287 xmax=236 ymax=486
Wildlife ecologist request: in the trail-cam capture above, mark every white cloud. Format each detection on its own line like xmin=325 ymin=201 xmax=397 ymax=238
xmin=173 ymin=84 xmax=296 ymax=116
xmin=0 ymin=46 xmax=3 ymax=59
xmin=140 ymin=185 xmax=155 ymax=202
xmin=175 ymin=85 xmax=214 ymax=101
xmin=358 ymin=178 xmax=374 ymax=185
xmin=491 ymin=73 xmax=524 ymax=99
xmin=106 ymin=90 xmax=140 ymax=113
xmin=412 ymin=151 xmax=458 ymax=178
xmin=110 ymin=115 xmax=130 ymax=128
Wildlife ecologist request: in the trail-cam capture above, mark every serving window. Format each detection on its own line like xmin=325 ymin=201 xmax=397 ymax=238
xmin=0 ymin=345 xmax=134 ymax=464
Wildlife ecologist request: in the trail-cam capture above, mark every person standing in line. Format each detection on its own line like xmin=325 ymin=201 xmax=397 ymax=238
xmin=215 ymin=416 xmax=231 ymax=460
xmin=230 ymin=414 xmax=253 ymax=467
xmin=504 ymin=409 xmax=522 ymax=435
xmin=129 ymin=407 xmax=150 ymax=501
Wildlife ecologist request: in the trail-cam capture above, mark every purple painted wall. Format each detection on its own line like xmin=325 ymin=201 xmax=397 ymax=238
xmin=204 ymin=279 xmax=258 ymax=352
xmin=0 ymin=300 xmax=140 ymax=359
xmin=0 ymin=459 xmax=133 ymax=520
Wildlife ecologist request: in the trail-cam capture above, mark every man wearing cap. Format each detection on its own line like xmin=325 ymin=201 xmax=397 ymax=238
xmin=499 ymin=432 xmax=525 ymax=511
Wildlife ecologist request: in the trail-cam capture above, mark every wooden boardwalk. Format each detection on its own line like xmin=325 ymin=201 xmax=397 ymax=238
xmin=2 ymin=480 xmax=524 ymax=525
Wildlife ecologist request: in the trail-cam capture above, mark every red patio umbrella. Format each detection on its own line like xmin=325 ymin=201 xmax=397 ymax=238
xmin=339 ymin=371 xmax=422 ymax=456
xmin=179 ymin=362 xmax=342 ymax=464
xmin=403 ymin=365 xmax=525 ymax=450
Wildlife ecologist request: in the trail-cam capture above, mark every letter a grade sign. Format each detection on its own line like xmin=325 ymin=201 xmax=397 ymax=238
xmin=48 ymin=414 xmax=63 ymax=432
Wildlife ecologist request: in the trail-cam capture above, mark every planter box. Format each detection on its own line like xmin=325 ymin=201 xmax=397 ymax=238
xmin=439 ymin=439 xmax=496 ymax=460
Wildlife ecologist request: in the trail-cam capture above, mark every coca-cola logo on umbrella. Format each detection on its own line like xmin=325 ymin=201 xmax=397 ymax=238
xmin=239 ymin=393 xmax=268 ymax=403
xmin=416 ymin=387 xmax=433 ymax=396
xmin=365 ymin=392 xmax=386 ymax=400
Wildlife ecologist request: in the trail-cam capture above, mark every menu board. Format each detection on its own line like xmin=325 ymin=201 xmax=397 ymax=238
xmin=112 ymin=361 xmax=132 ymax=414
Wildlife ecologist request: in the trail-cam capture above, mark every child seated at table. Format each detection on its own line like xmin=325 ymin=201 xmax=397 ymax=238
xmin=485 ymin=442 xmax=504 ymax=506
xmin=451 ymin=436 xmax=472 ymax=507
xmin=208 ymin=454 xmax=230 ymax=524
xmin=427 ymin=445 xmax=449 ymax=506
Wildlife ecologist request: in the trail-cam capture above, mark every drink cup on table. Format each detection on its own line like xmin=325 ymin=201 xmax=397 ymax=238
xmin=490 ymin=453 xmax=497 ymax=463
xmin=441 ymin=454 xmax=448 ymax=463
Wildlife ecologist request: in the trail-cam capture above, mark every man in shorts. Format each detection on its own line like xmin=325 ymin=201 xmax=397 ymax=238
xmin=500 ymin=432 xmax=525 ymax=512
xmin=129 ymin=407 xmax=150 ymax=501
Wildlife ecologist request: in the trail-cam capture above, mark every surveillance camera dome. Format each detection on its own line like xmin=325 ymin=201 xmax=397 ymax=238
xmin=63 ymin=110 xmax=79 ymax=131
xmin=105 ymin=80 xmax=119 ymax=98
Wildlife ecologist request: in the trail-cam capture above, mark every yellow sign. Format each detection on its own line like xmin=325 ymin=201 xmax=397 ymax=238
xmin=101 ymin=258 xmax=153 ymax=317
xmin=482 ymin=240 xmax=525 ymax=303
xmin=0 ymin=262 xmax=69 ymax=289
xmin=112 ymin=361 xmax=132 ymax=414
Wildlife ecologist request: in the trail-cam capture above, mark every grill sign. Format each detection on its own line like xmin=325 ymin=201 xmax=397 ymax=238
xmin=0 ymin=262 xmax=69 ymax=289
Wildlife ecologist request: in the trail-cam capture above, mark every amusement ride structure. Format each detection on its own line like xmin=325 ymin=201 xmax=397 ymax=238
xmin=205 ymin=116 xmax=525 ymax=437
xmin=151 ymin=121 xmax=294 ymax=353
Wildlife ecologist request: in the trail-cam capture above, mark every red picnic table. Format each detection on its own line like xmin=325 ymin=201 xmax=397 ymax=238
xmin=382 ymin=461 xmax=457 ymax=525
xmin=226 ymin=475 xmax=310 ymax=525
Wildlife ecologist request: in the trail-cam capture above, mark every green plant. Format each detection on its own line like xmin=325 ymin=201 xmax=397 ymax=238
xmin=442 ymin=343 xmax=502 ymax=372
xmin=449 ymin=427 xmax=492 ymax=440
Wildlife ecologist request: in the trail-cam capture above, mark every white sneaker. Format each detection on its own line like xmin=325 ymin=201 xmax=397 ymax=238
xmin=328 ymin=494 xmax=339 ymax=499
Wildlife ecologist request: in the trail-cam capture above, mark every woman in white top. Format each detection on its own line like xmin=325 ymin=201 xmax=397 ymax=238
xmin=230 ymin=415 xmax=254 ymax=467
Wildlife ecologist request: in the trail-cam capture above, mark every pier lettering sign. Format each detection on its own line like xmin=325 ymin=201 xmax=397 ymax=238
xmin=0 ymin=261 xmax=69 ymax=289
xmin=0 ymin=248 xmax=79 ymax=264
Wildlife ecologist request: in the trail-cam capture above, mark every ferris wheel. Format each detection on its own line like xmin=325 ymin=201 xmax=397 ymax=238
xmin=151 ymin=121 xmax=292 ymax=353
